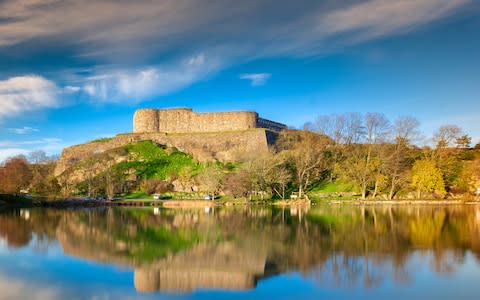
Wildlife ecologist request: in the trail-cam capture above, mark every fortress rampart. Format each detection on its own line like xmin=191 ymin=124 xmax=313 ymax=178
xmin=133 ymin=108 xmax=286 ymax=133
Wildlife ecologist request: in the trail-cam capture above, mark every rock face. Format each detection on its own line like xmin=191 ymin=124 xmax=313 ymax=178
xmin=133 ymin=108 xmax=286 ymax=134
xmin=55 ymin=108 xmax=286 ymax=177
xmin=55 ymin=129 xmax=274 ymax=177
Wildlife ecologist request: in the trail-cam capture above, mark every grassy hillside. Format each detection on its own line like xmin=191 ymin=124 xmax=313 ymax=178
xmin=116 ymin=140 xmax=204 ymax=180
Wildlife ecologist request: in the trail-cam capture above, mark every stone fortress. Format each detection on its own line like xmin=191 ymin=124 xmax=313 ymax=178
xmin=133 ymin=108 xmax=286 ymax=134
xmin=55 ymin=108 xmax=287 ymax=177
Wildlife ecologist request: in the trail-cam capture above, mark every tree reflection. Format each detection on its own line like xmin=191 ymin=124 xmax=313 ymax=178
xmin=1 ymin=205 xmax=480 ymax=292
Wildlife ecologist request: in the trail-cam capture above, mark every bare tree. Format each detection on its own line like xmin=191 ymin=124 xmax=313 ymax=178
xmin=393 ymin=116 xmax=420 ymax=145
xmin=279 ymin=130 xmax=331 ymax=199
xmin=385 ymin=116 xmax=421 ymax=199
xmin=433 ymin=125 xmax=463 ymax=149
xmin=359 ymin=113 xmax=391 ymax=199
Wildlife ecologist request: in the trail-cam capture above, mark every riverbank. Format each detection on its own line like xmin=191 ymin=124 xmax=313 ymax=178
xmin=326 ymin=199 xmax=480 ymax=205
xmin=2 ymin=195 xmax=480 ymax=209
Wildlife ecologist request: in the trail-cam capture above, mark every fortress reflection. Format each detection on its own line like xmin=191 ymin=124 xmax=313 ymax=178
xmin=2 ymin=205 xmax=480 ymax=293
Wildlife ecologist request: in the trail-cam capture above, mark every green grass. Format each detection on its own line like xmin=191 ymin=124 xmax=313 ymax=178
xmin=89 ymin=137 xmax=113 ymax=143
xmin=115 ymin=141 xmax=203 ymax=180
xmin=120 ymin=191 xmax=152 ymax=199
xmin=311 ymin=181 xmax=357 ymax=193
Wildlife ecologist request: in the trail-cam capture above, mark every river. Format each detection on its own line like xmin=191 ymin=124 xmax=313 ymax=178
xmin=1 ymin=204 xmax=480 ymax=299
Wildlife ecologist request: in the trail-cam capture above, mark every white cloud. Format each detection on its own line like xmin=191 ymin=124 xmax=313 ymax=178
xmin=0 ymin=1 xmax=469 ymax=57
xmin=0 ymin=75 xmax=61 ymax=120
xmin=0 ymin=138 xmax=63 ymax=163
xmin=83 ymin=53 xmax=222 ymax=103
xmin=0 ymin=148 xmax=30 ymax=163
xmin=319 ymin=0 xmax=469 ymax=44
xmin=7 ymin=127 xmax=39 ymax=135
xmin=0 ymin=138 xmax=62 ymax=148
xmin=0 ymin=1 xmax=471 ymax=103
xmin=239 ymin=73 xmax=271 ymax=86
xmin=64 ymin=86 xmax=81 ymax=93
xmin=0 ymin=275 xmax=61 ymax=300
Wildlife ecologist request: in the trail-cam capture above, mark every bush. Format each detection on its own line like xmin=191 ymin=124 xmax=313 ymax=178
xmin=141 ymin=179 xmax=174 ymax=194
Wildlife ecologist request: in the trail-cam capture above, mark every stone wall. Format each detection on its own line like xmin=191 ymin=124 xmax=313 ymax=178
xmin=133 ymin=108 xmax=285 ymax=133
xmin=55 ymin=129 xmax=272 ymax=176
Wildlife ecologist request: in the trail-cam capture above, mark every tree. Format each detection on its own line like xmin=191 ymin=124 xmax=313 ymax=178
xmin=195 ymin=167 xmax=224 ymax=198
xmin=315 ymin=112 xmax=364 ymax=145
xmin=29 ymin=160 xmax=60 ymax=197
xmin=411 ymin=160 xmax=446 ymax=199
xmin=456 ymin=135 xmax=472 ymax=149
xmin=241 ymin=151 xmax=277 ymax=200
xmin=352 ymin=113 xmax=391 ymax=199
xmin=266 ymin=164 xmax=292 ymax=200
xmin=0 ymin=157 xmax=32 ymax=193
xmin=278 ymin=130 xmax=331 ymax=199
xmin=223 ymin=171 xmax=250 ymax=198
xmin=385 ymin=116 xmax=421 ymax=199
xmin=27 ymin=150 xmax=49 ymax=164
xmin=314 ymin=113 xmax=365 ymax=182
xmin=433 ymin=125 xmax=463 ymax=149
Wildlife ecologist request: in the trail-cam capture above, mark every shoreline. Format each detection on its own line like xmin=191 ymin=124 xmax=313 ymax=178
xmin=326 ymin=199 xmax=480 ymax=205
xmin=1 ymin=197 xmax=480 ymax=209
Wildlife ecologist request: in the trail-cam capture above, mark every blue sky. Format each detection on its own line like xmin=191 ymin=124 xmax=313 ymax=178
xmin=0 ymin=0 xmax=479 ymax=161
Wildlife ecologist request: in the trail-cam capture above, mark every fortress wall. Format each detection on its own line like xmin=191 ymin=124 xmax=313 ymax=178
xmin=256 ymin=117 xmax=287 ymax=132
xmin=133 ymin=109 xmax=259 ymax=133
xmin=133 ymin=109 xmax=159 ymax=133
xmin=157 ymin=109 xmax=258 ymax=133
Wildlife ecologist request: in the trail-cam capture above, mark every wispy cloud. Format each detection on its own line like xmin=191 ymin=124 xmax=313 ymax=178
xmin=0 ymin=0 xmax=472 ymax=104
xmin=239 ymin=73 xmax=271 ymax=86
xmin=0 ymin=138 xmax=63 ymax=162
xmin=64 ymin=86 xmax=81 ymax=93
xmin=0 ymin=75 xmax=61 ymax=120
xmin=0 ymin=138 xmax=62 ymax=148
xmin=318 ymin=0 xmax=470 ymax=45
xmin=82 ymin=53 xmax=222 ymax=103
xmin=7 ymin=126 xmax=39 ymax=135
xmin=0 ymin=275 xmax=61 ymax=300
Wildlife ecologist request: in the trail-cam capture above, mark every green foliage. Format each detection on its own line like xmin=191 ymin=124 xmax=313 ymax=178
xmin=120 ymin=191 xmax=152 ymax=199
xmin=125 ymin=226 xmax=200 ymax=262
xmin=411 ymin=160 xmax=446 ymax=198
xmin=311 ymin=181 xmax=357 ymax=193
xmin=408 ymin=211 xmax=446 ymax=247
xmin=117 ymin=141 xmax=203 ymax=180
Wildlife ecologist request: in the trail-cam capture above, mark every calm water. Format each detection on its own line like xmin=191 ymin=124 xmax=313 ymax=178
xmin=1 ymin=204 xmax=480 ymax=300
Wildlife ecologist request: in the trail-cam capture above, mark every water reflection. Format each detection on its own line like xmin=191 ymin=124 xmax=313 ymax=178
xmin=1 ymin=204 xmax=480 ymax=295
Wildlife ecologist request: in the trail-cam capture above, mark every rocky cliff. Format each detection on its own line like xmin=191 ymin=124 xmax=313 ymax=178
xmin=55 ymin=129 xmax=274 ymax=177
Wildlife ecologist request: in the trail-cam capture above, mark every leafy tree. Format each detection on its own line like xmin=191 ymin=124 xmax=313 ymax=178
xmin=411 ymin=160 xmax=446 ymax=199
xmin=0 ymin=157 xmax=32 ymax=193
xmin=456 ymin=134 xmax=472 ymax=149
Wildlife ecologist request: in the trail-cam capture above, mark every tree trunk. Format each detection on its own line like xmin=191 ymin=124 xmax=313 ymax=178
xmin=361 ymin=182 xmax=367 ymax=200
xmin=388 ymin=179 xmax=396 ymax=200
xmin=372 ymin=179 xmax=379 ymax=199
